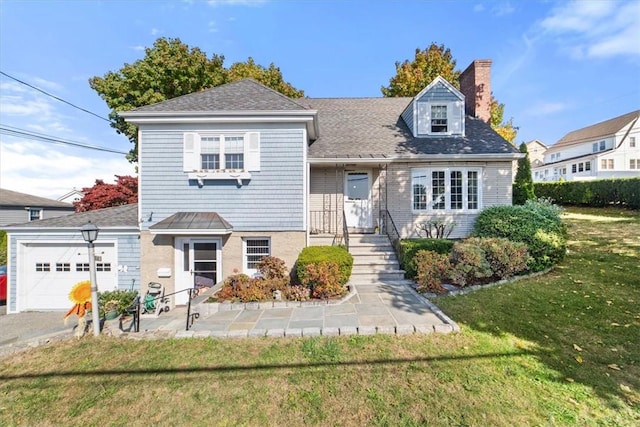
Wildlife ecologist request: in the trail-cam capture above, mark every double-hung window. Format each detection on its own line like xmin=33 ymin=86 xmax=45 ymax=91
xmin=224 ymin=136 xmax=244 ymax=170
xmin=200 ymin=137 xmax=220 ymax=170
xmin=430 ymin=105 xmax=448 ymax=133
xmin=184 ymin=132 xmax=260 ymax=177
xmin=29 ymin=208 xmax=42 ymax=221
xmin=199 ymin=135 xmax=245 ymax=171
xmin=244 ymin=238 xmax=270 ymax=276
xmin=412 ymin=168 xmax=481 ymax=212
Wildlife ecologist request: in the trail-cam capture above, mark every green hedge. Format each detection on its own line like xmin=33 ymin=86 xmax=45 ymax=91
xmin=399 ymin=239 xmax=455 ymax=279
xmin=472 ymin=200 xmax=567 ymax=272
xmin=295 ymin=246 xmax=353 ymax=286
xmin=534 ymin=178 xmax=640 ymax=209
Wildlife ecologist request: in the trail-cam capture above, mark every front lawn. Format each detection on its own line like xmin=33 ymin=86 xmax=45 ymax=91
xmin=0 ymin=207 xmax=638 ymax=426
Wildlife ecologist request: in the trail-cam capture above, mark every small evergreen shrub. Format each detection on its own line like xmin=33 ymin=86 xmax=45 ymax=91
xmin=464 ymin=237 xmax=530 ymax=280
xmin=296 ymin=246 xmax=353 ymax=286
xmin=414 ymin=250 xmax=451 ymax=294
xmin=472 ymin=200 xmax=567 ymax=271
xmin=535 ymin=177 xmax=640 ymax=209
xmin=449 ymin=242 xmax=492 ymax=287
xmin=298 ymin=261 xmax=347 ymax=299
xmin=400 ymin=239 xmax=455 ymax=279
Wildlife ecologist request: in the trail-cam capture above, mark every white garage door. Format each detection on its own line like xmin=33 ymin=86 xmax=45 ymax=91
xmin=22 ymin=242 xmax=117 ymax=310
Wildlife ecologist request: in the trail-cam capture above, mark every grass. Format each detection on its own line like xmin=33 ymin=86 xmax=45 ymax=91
xmin=1 ymin=207 xmax=639 ymax=426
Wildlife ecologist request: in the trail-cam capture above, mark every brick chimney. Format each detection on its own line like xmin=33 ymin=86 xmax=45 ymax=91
xmin=459 ymin=59 xmax=492 ymax=123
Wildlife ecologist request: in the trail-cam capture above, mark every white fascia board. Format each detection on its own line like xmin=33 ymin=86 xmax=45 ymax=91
xmin=121 ymin=111 xmax=319 ymax=139
xmin=308 ymin=153 xmax=524 ymax=164
xmin=4 ymin=227 xmax=139 ymax=234
xmin=150 ymin=228 xmax=233 ymax=235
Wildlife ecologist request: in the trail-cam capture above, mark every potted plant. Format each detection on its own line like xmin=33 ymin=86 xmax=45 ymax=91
xmin=98 ymin=289 xmax=138 ymax=320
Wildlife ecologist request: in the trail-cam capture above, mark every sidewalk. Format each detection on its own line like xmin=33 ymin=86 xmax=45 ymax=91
xmin=0 ymin=279 xmax=459 ymax=358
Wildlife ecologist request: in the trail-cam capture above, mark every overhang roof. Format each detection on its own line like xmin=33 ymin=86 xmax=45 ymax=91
xmin=3 ymin=203 xmax=138 ymax=230
xmin=551 ymin=110 xmax=640 ymax=150
xmin=306 ymin=97 xmax=519 ymax=160
xmin=149 ymin=212 xmax=233 ymax=235
xmin=0 ymin=188 xmax=75 ymax=209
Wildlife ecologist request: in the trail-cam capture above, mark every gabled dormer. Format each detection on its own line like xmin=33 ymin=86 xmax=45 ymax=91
xmin=401 ymin=76 xmax=465 ymax=138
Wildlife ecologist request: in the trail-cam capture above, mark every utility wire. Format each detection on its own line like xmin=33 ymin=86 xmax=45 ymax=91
xmin=0 ymin=70 xmax=112 ymax=123
xmin=0 ymin=125 xmax=128 ymax=155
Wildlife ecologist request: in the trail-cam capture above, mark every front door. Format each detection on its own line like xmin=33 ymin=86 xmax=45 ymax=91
xmin=175 ymin=238 xmax=221 ymax=305
xmin=344 ymin=171 xmax=373 ymax=229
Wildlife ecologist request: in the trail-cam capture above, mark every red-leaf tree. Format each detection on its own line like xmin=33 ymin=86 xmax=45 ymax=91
xmin=74 ymin=175 xmax=138 ymax=212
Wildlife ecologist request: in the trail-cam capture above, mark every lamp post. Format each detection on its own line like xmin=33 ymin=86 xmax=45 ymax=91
xmin=80 ymin=221 xmax=101 ymax=337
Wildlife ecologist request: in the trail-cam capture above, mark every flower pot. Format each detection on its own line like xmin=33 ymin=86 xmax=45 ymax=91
xmin=105 ymin=309 xmax=119 ymax=320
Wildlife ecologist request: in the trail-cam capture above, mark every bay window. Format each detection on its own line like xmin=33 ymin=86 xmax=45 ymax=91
xmin=412 ymin=168 xmax=481 ymax=212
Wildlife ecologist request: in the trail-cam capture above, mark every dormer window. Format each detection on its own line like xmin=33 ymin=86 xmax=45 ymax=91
xmin=431 ymin=105 xmax=448 ymax=133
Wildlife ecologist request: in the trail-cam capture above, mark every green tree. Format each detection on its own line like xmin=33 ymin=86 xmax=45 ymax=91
xmin=90 ymin=38 xmax=303 ymax=163
xmin=0 ymin=230 xmax=6 ymax=266
xmin=228 ymin=57 xmax=303 ymax=98
xmin=381 ymin=43 xmax=461 ymax=96
xmin=382 ymin=42 xmax=517 ymax=143
xmin=513 ymin=142 xmax=535 ymax=205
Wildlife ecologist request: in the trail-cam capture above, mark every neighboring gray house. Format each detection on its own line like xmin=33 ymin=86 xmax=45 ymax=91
xmin=121 ymin=59 xmax=522 ymax=306
xmin=0 ymin=188 xmax=76 ymax=227
xmin=4 ymin=204 xmax=140 ymax=313
xmin=525 ymin=139 xmax=548 ymax=168
xmin=532 ymin=110 xmax=640 ymax=182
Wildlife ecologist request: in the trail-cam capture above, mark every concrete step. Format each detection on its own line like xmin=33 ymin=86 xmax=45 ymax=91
xmin=348 ymin=234 xmax=391 ymax=244
xmin=350 ymin=270 xmax=406 ymax=281
xmin=352 ymin=265 xmax=403 ymax=274
xmin=349 ymin=245 xmax=395 ymax=254
xmin=352 ymin=253 xmax=398 ymax=263
xmin=353 ymin=258 xmax=399 ymax=267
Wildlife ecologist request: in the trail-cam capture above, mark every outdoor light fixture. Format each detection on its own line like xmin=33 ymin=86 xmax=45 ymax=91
xmin=80 ymin=221 xmax=101 ymax=337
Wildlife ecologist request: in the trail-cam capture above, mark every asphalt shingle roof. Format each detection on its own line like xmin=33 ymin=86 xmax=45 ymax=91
xmin=4 ymin=203 xmax=139 ymax=229
xmin=131 ymin=79 xmax=309 ymax=113
xmin=551 ymin=110 xmax=640 ymax=150
xmin=0 ymin=188 xmax=74 ymax=209
xmin=306 ymin=98 xmax=518 ymax=158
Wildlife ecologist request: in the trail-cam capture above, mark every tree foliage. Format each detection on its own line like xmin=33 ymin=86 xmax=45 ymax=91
xmin=74 ymin=175 xmax=138 ymax=212
xmin=381 ymin=42 xmax=518 ymax=143
xmin=513 ymin=143 xmax=535 ymax=205
xmin=381 ymin=43 xmax=461 ymax=96
xmin=90 ymin=37 xmax=303 ymax=162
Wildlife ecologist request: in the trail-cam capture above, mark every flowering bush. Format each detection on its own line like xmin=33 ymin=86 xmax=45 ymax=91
xmin=414 ymin=250 xmax=451 ymax=294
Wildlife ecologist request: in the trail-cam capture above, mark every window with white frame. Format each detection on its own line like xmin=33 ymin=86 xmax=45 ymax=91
xmin=630 ymin=137 xmax=636 ymax=148
xmin=430 ymin=105 xmax=448 ymax=133
xmin=76 ymin=263 xmax=90 ymax=272
xmin=56 ymin=263 xmax=70 ymax=272
xmin=572 ymin=164 xmax=577 ymax=173
xmin=592 ymin=143 xmax=598 ymax=153
xmin=35 ymin=263 xmax=50 ymax=272
xmin=585 ymin=161 xmax=591 ymax=171
xmin=244 ymin=238 xmax=271 ymax=275
xmin=599 ymin=140 xmax=606 ymax=151
xmin=183 ymin=132 xmax=260 ymax=173
xmin=412 ymin=168 xmax=481 ymax=212
xmin=631 ymin=159 xmax=636 ymax=169
xmin=578 ymin=163 xmax=584 ymax=172
xmin=28 ymin=208 xmax=42 ymax=221
xmin=601 ymin=159 xmax=614 ymax=169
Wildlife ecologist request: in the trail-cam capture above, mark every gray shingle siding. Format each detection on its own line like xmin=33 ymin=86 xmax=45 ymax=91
xmin=416 ymin=81 xmax=462 ymax=102
xmin=139 ymin=126 xmax=306 ymax=232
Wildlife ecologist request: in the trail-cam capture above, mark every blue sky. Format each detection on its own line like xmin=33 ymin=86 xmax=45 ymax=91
xmin=1 ymin=0 xmax=639 ymax=199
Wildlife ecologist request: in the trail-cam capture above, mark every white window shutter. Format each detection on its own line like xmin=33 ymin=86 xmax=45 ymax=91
xmin=183 ymin=133 xmax=201 ymax=171
xmin=244 ymin=132 xmax=260 ymax=171
xmin=417 ymin=102 xmax=429 ymax=135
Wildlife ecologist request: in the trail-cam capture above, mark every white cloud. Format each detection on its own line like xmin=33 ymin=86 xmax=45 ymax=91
xmin=492 ymin=1 xmax=515 ymax=17
xmin=130 ymin=45 xmax=145 ymax=52
xmin=522 ymin=101 xmax=570 ymax=117
xmin=150 ymin=28 xmax=161 ymax=36
xmin=208 ymin=20 xmax=219 ymax=33
xmin=473 ymin=4 xmax=485 ymax=12
xmin=32 ymin=77 xmax=64 ymax=92
xmin=539 ymin=0 xmax=640 ymax=59
xmin=0 ymin=139 xmax=135 ymax=199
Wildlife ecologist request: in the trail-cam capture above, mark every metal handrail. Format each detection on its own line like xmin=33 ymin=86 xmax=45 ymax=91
xmin=342 ymin=210 xmax=350 ymax=251
xmin=123 ymin=286 xmax=201 ymax=332
xmin=381 ymin=209 xmax=403 ymax=264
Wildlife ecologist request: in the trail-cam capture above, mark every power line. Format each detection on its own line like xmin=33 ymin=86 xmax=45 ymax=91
xmin=0 ymin=70 xmax=112 ymax=123
xmin=0 ymin=125 xmax=128 ymax=155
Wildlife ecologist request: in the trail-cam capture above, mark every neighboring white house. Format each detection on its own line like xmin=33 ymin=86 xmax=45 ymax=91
xmin=525 ymin=139 xmax=548 ymax=168
xmin=57 ymin=188 xmax=85 ymax=205
xmin=532 ymin=110 xmax=640 ymax=182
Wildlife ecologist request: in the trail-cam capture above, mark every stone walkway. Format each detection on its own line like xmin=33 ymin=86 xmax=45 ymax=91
xmin=0 ymin=279 xmax=458 ymax=357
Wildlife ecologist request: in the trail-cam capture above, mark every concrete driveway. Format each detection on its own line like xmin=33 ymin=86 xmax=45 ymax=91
xmin=0 ymin=305 xmax=75 ymax=349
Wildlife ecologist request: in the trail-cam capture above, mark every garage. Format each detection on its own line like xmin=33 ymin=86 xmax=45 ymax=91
xmin=19 ymin=241 xmax=117 ymax=310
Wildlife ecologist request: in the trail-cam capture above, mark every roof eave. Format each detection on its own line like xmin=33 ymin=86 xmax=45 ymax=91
xmin=149 ymin=228 xmax=233 ymax=235
xmin=308 ymin=153 xmax=523 ymax=164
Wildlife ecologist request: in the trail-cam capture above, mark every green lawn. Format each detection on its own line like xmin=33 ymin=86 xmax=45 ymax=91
xmin=1 ymin=207 xmax=638 ymax=426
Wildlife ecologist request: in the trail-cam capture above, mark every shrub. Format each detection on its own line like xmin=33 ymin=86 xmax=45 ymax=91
xmin=464 ymin=237 xmax=530 ymax=280
xmin=298 ymin=261 xmax=347 ymax=299
xmin=257 ymin=256 xmax=288 ymax=281
xmin=449 ymin=242 xmax=492 ymax=287
xmin=472 ymin=200 xmax=567 ymax=272
xmin=534 ymin=177 xmax=640 ymax=209
xmin=215 ymin=274 xmax=268 ymax=302
xmin=97 ymin=289 xmax=138 ymax=316
xmin=399 ymin=239 xmax=455 ymax=279
xmin=295 ymin=246 xmax=353 ymax=286
xmin=414 ymin=250 xmax=451 ymax=294
xmin=513 ymin=142 xmax=535 ymax=205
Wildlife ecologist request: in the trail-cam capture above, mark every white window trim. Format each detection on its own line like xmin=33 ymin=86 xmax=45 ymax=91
xmin=243 ymin=237 xmax=271 ymax=277
xmin=411 ymin=167 xmax=483 ymax=213
xmin=183 ymin=131 xmax=260 ymax=185
xmin=28 ymin=208 xmax=42 ymax=221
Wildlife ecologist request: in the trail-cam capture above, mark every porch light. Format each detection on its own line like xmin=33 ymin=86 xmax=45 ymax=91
xmin=80 ymin=221 xmax=101 ymax=337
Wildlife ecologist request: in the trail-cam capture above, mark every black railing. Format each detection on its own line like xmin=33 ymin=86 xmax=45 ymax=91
xmin=381 ymin=209 xmax=403 ymax=264
xmin=342 ymin=210 xmax=350 ymax=251
xmin=309 ymin=210 xmax=337 ymax=234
